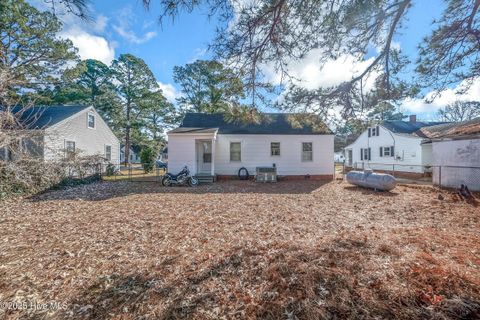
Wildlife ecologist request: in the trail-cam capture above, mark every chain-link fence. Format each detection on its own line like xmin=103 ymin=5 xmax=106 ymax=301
xmin=341 ymin=162 xmax=480 ymax=191
xmin=102 ymin=163 xmax=166 ymax=182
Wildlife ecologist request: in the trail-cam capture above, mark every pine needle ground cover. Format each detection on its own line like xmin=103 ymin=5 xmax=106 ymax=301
xmin=0 ymin=181 xmax=479 ymax=319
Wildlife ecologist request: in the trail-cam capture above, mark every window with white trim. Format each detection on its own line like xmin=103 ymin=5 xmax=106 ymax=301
xmin=301 ymin=142 xmax=313 ymax=161
xmin=105 ymin=145 xmax=112 ymax=161
xmin=230 ymin=142 xmax=241 ymax=161
xmin=271 ymin=142 xmax=280 ymax=156
xmin=65 ymin=140 xmax=75 ymax=159
xmin=87 ymin=113 xmax=95 ymax=128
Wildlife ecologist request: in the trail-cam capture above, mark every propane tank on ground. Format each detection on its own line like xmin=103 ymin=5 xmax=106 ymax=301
xmin=346 ymin=169 xmax=397 ymax=191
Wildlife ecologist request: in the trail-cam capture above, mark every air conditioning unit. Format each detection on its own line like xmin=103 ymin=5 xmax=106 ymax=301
xmin=256 ymin=166 xmax=277 ymax=183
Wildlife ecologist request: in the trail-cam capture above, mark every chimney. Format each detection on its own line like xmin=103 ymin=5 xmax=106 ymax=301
xmin=409 ymin=115 xmax=417 ymax=123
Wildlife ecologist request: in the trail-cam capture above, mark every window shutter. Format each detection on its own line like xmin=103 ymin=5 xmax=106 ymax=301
xmin=376 ymin=126 xmax=380 ymax=136
xmin=368 ymin=148 xmax=371 ymax=160
xmin=379 ymin=147 xmax=383 ymax=157
xmin=390 ymin=146 xmax=394 ymax=157
xmin=360 ymin=149 xmax=363 ymax=160
xmin=368 ymin=128 xmax=371 ymax=137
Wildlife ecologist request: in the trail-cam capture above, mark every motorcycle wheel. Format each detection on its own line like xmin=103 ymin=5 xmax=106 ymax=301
xmin=162 ymin=176 xmax=172 ymax=187
xmin=188 ymin=177 xmax=199 ymax=187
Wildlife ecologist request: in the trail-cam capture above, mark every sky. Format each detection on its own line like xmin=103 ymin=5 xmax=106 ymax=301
xmin=30 ymin=0 xmax=480 ymax=120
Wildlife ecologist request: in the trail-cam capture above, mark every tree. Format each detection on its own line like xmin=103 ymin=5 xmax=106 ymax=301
xmin=367 ymin=102 xmax=405 ymax=121
xmin=111 ymin=54 xmax=160 ymax=164
xmin=37 ymin=0 xmax=480 ymax=121
xmin=140 ymin=145 xmax=156 ymax=173
xmin=173 ymin=60 xmax=244 ymax=113
xmin=0 ymin=0 xmax=78 ymax=105
xmin=438 ymin=101 xmax=480 ymax=122
xmin=140 ymin=91 xmax=177 ymax=148
xmin=136 ymin=0 xmax=476 ymax=120
xmin=417 ymin=1 xmax=480 ymax=95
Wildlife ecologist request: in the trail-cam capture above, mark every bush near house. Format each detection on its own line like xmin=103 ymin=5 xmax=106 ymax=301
xmin=140 ymin=146 xmax=156 ymax=173
xmin=0 ymin=152 xmax=106 ymax=199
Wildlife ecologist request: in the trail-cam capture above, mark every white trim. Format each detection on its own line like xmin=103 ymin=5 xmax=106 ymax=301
xmin=87 ymin=112 xmax=96 ymax=129
xmin=229 ymin=140 xmax=242 ymax=162
xmin=270 ymin=141 xmax=281 ymax=156
xmin=301 ymin=141 xmax=313 ymax=162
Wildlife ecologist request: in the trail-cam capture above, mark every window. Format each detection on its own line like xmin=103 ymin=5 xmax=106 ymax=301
xmin=65 ymin=140 xmax=75 ymax=159
xmin=302 ymin=142 xmax=313 ymax=162
xmin=361 ymin=147 xmax=371 ymax=161
xmin=202 ymin=142 xmax=212 ymax=163
xmin=87 ymin=113 xmax=95 ymax=128
xmin=380 ymin=146 xmax=394 ymax=157
xmin=105 ymin=145 xmax=112 ymax=161
xmin=271 ymin=142 xmax=280 ymax=156
xmin=368 ymin=126 xmax=380 ymax=137
xmin=230 ymin=142 xmax=241 ymax=161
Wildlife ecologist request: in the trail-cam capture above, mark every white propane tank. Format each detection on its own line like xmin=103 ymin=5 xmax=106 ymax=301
xmin=346 ymin=169 xmax=397 ymax=191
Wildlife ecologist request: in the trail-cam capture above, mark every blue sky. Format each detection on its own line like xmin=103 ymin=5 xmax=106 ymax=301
xmin=31 ymin=0 xmax=480 ymax=119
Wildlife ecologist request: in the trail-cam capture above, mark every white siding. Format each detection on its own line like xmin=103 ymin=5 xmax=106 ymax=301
xmin=167 ymin=133 xmax=334 ymax=176
xmin=167 ymin=134 xmax=197 ymax=174
xmin=432 ymin=139 xmax=480 ymax=190
xmin=43 ymin=107 xmax=120 ymax=166
xmin=344 ymin=126 xmax=427 ymax=173
xmin=214 ymin=134 xmax=333 ymax=176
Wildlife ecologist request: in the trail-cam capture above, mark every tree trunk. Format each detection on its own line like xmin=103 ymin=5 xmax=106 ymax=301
xmin=124 ymin=98 xmax=131 ymax=166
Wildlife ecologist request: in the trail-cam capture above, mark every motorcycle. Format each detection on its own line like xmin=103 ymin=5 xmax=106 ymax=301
xmin=162 ymin=166 xmax=199 ymax=187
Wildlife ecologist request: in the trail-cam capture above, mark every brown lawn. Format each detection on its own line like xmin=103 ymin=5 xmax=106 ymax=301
xmin=0 ymin=180 xmax=479 ymax=319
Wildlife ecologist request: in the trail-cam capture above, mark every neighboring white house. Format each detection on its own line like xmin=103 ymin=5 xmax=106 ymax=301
xmin=167 ymin=113 xmax=334 ymax=180
xmin=334 ymin=151 xmax=345 ymax=163
xmin=419 ymin=118 xmax=480 ymax=190
xmin=120 ymin=145 xmax=141 ymax=163
xmin=344 ymin=115 xmax=446 ymax=174
xmin=0 ymin=105 xmax=120 ymax=167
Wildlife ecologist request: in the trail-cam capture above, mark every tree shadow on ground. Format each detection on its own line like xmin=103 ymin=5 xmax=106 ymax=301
xmin=58 ymin=235 xmax=480 ymax=319
xmin=29 ymin=180 xmax=332 ymax=202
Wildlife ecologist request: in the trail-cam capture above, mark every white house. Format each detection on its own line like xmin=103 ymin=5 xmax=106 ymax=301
xmin=344 ymin=115 xmax=446 ymax=175
xmin=120 ymin=144 xmax=141 ymax=163
xmin=0 ymin=105 xmax=120 ymax=167
xmin=419 ymin=118 xmax=480 ymax=190
xmin=167 ymin=113 xmax=334 ymax=180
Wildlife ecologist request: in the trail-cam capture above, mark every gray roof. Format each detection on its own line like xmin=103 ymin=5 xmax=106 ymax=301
xmin=170 ymin=113 xmax=333 ymax=135
xmin=381 ymin=120 xmax=448 ymax=135
xmin=10 ymin=105 xmax=90 ymax=129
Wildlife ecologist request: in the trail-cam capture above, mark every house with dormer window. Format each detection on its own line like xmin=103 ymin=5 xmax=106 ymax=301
xmin=344 ymin=115 xmax=447 ymax=174
xmin=0 ymin=105 xmax=120 ymax=167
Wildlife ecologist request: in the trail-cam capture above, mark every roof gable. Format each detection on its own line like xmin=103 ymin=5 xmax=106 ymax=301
xmin=171 ymin=113 xmax=333 ymax=135
xmin=10 ymin=105 xmax=90 ymax=129
xmin=382 ymin=120 xmax=448 ymax=135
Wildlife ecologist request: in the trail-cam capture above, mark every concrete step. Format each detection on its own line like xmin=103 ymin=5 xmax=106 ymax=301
xmin=195 ymin=175 xmax=216 ymax=183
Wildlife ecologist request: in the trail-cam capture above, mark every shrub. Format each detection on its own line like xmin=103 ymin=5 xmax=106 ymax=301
xmin=140 ymin=146 xmax=156 ymax=173
xmin=105 ymin=163 xmax=116 ymax=176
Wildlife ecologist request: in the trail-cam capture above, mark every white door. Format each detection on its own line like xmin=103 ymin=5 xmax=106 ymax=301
xmin=197 ymin=141 xmax=212 ymax=174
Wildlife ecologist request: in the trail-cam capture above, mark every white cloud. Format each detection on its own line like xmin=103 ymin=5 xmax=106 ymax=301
xmin=29 ymin=0 xmax=116 ymax=64
xmin=113 ymin=7 xmax=157 ymax=44
xmin=158 ymin=82 xmax=180 ymax=102
xmin=61 ymin=28 xmax=115 ymax=64
xmin=113 ymin=26 xmax=157 ymax=44
xmin=401 ymin=77 xmax=480 ymax=113
xmin=92 ymin=15 xmax=108 ymax=33
xmin=263 ymin=50 xmax=379 ymax=92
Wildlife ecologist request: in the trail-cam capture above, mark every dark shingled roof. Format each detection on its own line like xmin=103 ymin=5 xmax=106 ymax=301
xmin=381 ymin=120 xmax=448 ymax=135
xmin=419 ymin=117 xmax=480 ymax=139
xmin=171 ymin=113 xmax=333 ymax=135
xmin=10 ymin=105 xmax=90 ymax=129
